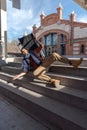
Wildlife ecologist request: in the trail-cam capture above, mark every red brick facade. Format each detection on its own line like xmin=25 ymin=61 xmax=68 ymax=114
xmin=32 ymin=4 xmax=87 ymax=57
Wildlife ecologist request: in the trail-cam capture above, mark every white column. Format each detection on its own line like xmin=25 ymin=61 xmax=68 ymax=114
xmin=0 ymin=0 xmax=7 ymax=59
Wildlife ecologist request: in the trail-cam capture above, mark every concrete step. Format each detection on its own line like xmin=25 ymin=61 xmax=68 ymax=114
xmin=0 ymin=72 xmax=87 ymax=111
xmin=0 ymin=65 xmax=21 ymax=74
xmin=47 ymin=72 xmax=87 ymax=91
xmin=53 ymin=59 xmax=87 ymax=67
xmin=0 ymin=65 xmax=87 ymax=91
xmin=49 ymin=65 xmax=87 ymax=77
xmin=0 ymin=94 xmax=49 ymax=130
xmin=1 ymin=64 xmax=87 ymax=77
xmin=0 ymin=79 xmax=87 ymax=130
xmin=7 ymin=62 xmax=21 ymax=67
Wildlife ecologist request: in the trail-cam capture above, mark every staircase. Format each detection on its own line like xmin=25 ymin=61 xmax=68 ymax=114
xmin=0 ymin=62 xmax=87 ymax=130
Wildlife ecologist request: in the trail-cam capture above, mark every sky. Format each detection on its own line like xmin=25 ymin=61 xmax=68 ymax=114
xmin=7 ymin=0 xmax=87 ymax=41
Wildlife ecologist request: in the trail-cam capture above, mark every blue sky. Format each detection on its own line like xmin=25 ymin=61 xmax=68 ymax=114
xmin=7 ymin=0 xmax=87 ymax=41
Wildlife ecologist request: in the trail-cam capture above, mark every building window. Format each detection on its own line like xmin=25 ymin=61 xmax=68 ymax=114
xmin=44 ymin=33 xmax=58 ymax=56
xmin=52 ymin=33 xmax=58 ymax=45
xmin=60 ymin=34 xmax=66 ymax=55
xmin=80 ymin=45 xmax=85 ymax=53
xmin=60 ymin=44 xmax=66 ymax=55
xmin=60 ymin=34 xmax=66 ymax=44
xmin=45 ymin=33 xmax=58 ymax=46
xmin=45 ymin=34 xmax=51 ymax=45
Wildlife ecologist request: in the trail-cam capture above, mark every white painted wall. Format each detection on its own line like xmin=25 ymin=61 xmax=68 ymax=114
xmin=74 ymin=26 xmax=87 ymax=39
xmin=36 ymin=23 xmax=70 ymax=37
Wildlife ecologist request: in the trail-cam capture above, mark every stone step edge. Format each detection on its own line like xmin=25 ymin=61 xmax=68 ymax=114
xmin=49 ymin=65 xmax=87 ymax=77
xmin=1 ymin=64 xmax=87 ymax=70
xmin=51 ymin=64 xmax=87 ymax=68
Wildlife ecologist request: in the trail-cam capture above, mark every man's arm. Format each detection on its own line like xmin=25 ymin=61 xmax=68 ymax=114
xmin=34 ymin=42 xmax=44 ymax=53
xmin=13 ymin=72 xmax=27 ymax=80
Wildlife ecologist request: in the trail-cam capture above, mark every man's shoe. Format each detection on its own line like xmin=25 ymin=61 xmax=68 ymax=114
xmin=50 ymin=79 xmax=60 ymax=87
xmin=72 ymin=58 xmax=83 ymax=68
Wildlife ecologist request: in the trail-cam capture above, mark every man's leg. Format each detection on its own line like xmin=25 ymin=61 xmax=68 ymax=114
xmin=33 ymin=53 xmax=62 ymax=86
xmin=33 ymin=52 xmax=64 ymax=76
xmin=33 ymin=52 xmax=83 ymax=76
xmin=34 ymin=69 xmax=60 ymax=87
xmin=40 ymin=52 xmax=83 ymax=69
xmin=33 ymin=52 xmax=82 ymax=85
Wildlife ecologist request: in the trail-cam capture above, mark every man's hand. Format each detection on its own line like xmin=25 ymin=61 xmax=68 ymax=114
xmin=13 ymin=74 xmax=20 ymax=80
xmin=12 ymin=72 xmax=27 ymax=80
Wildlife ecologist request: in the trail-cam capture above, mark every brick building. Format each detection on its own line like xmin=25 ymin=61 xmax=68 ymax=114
xmin=32 ymin=3 xmax=87 ymax=58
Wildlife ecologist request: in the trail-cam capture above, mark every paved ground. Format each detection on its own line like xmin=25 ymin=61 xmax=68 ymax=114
xmin=0 ymin=94 xmax=49 ymax=130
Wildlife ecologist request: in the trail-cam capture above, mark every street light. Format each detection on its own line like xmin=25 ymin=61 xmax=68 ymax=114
xmin=73 ymin=0 xmax=87 ymax=10
xmin=85 ymin=0 xmax=87 ymax=6
xmin=9 ymin=0 xmax=21 ymax=9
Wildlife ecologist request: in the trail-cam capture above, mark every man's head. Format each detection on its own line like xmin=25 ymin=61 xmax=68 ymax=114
xmin=21 ymin=48 xmax=28 ymax=55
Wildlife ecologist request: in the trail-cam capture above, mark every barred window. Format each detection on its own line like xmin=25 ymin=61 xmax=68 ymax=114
xmin=45 ymin=33 xmax=58 ymax=45
xmin=80 ymin=45 xmax=85 ymax=53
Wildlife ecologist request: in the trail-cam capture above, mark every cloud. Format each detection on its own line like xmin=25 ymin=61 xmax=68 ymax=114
xmin=77 ymin=15 xmax=87 ymax=23
xmin=8 ymin=9 xmax=33 ymax=29
xmin=7 ymin=8 xmax=34 ymax=39
xmin=7 ymin=0 xmax=44 ymax=41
